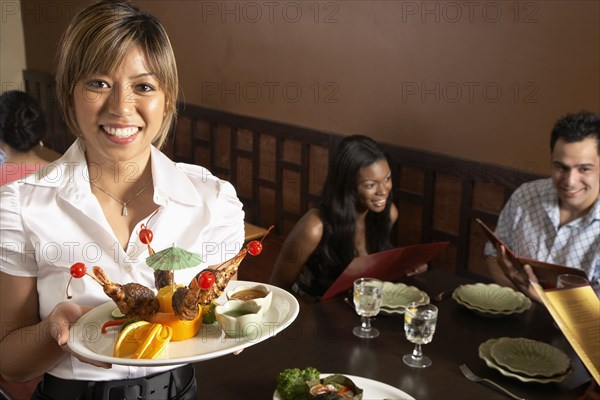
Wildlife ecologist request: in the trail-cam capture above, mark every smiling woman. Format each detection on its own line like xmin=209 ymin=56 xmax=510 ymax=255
xmin=0 ymin=1 xmax=244 ymax=399
xmin=269 ymin=135 xmax=404 ymax=302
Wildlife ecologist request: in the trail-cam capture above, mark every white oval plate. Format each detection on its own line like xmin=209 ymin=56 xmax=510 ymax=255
xmin=67 ymin=281 xmax=299 ymax=366
xmin=273 ymin=374 xmax=415 ymax=400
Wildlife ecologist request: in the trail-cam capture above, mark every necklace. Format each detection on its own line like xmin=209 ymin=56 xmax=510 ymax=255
xmin=90 ymin=176 xmax=153 ymax=216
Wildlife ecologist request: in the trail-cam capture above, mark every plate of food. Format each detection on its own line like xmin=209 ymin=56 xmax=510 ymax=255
xmin=67 ymin=280 xmax=299 ymax=366
xmin=273 ymin=367 xmax=415 ymax=400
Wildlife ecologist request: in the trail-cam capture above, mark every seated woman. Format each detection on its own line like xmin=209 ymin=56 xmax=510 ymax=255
xmin=0 ymin=90 xmax=61 ymax=186
xmin=270 ymin=135 xmax=402 ymax=302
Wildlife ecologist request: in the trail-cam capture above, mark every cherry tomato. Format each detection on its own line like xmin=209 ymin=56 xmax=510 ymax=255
xmin=247 ymin=240 xmax=263 ymax=256
xmin=139 ymin=226 xmax=153 ymax=244
xmin=70 ymin=262 xmax=86 ymax=278
xmin=197 ymin=271 xmax=215 ymax=290
xmin=66 ymin=263 xmax=87 ymax=299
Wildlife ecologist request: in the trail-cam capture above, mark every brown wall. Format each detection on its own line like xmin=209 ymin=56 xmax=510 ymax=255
xmin=20 ymin=0 xmax=600 ymax=173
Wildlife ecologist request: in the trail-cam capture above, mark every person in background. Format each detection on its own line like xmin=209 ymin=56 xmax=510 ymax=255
xmin=0 ymin=1 xmax=244 ymax=399
xmin=485 ymin=111 xmax=600 ymax=300
xmin=270 ymin=135 xmax=423 ymax=302
xmin=0 ymin=90 xmax=61 ymax=186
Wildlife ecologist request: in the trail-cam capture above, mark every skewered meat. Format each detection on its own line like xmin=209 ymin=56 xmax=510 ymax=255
xmin=154 ymin=270 xmax=174 ymax=290
xmin=172 ymin=249 xmax=248 ymax=320
xmin=93 ymin=266 xmax=159 ymax=319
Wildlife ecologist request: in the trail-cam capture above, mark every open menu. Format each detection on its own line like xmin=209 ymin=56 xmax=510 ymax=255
xmin=532 ymin=282 xmax=600 ymax=384
xmin=321 ymin=242 xmax=448 ymax=300
xmin=476 ymin=218 xmax=587 ymax=288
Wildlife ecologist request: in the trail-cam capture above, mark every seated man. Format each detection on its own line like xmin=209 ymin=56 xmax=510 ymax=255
xmin=485 ymin=111 xmax=600 ymax=300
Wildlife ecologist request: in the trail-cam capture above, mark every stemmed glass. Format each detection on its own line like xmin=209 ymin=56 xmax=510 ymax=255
xmin=556 ymin=274 xmax=588 ymax=289
xmin=352 ymin=278 xmax=383 ymax=338
xmin=402 ymin=303 xmax=438 ymax=368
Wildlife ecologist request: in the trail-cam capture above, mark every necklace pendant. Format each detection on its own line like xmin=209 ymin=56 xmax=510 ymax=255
xmin=122 ymin=203 xmax=128 ymax=216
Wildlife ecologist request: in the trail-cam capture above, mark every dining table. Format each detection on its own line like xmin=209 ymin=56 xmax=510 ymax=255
xmin=194 ymin=269 xmax=592 ymax=399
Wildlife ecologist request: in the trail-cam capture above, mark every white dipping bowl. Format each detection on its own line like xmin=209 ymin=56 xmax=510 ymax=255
xmin=215 ymin=300 xmax=265 ymax=338
xmin=226 ymin=284 xmax=273 ymax=312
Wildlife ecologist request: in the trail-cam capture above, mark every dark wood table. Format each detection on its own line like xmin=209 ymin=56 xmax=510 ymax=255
xmin=195 ymin=269 xmax=591 ymax=399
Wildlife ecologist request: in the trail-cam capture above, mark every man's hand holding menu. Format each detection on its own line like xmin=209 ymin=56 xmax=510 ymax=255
xmin=477 ymin=219 xmax=587 ymax=290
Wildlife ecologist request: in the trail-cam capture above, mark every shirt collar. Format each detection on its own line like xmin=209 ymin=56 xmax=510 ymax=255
xmin=27 ymin=139 xmax=201 ymax=207
xmin=149 ymin=146 xmax=200 ymax=206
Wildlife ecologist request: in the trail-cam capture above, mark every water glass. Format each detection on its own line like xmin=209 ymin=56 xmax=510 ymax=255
xmin=403 ymin=303 xmax=438 ymax=368
xmin=556 ymin=274 xmax=588 ymax=289
xmin=352 ymin=278 xmax=383 ymax=338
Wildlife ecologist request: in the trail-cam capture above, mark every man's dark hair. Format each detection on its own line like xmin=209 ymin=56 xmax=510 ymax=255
xmin=550 ymin=111 xmax=600 ymax=154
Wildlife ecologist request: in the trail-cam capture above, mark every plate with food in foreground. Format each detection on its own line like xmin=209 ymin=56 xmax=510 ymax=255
xmin=68 ymin=280 xmax=299 ymax=366
xmin=273 ymin=371 xmax=415 ymax=400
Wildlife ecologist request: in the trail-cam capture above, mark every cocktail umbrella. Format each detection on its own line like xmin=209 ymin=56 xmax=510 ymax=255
xmin=146 ymin=245 xmax=202 ymax=291
xmin=146 ymin=245 xmax=202 ymax=271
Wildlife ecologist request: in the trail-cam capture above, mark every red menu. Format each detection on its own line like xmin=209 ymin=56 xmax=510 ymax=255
xmin=476 ymin=218 xmax=587 ymax=288
xmin=321 ymin=242 xmax=448 ymax=300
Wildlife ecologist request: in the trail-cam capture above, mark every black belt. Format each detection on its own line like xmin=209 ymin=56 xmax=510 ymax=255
xmin=34 ymin=364 xmax=195 ymax=400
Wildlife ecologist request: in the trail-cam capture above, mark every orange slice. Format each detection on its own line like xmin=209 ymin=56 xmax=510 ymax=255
xmin=113 ymin=320 xmax=151 ymax=358
xmin=148 ymin=308 xmax=202 ymax=341
xmin=142 ymin=325 xmax=173 ymax=359
xmin=113 ymin=321 xmax=172 ymax=359
xmin=156 ymin=285 xmax=185 ymax=313
xmin=132 ymin=323 xmax=172 ymax=359
xmin=150 ymin=285 xmax=203 ymax=341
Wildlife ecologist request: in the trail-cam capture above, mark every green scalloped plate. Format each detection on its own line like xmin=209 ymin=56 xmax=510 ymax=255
xmin=452 ymin=283 xmax=531 ymax=316
xmin=490 ymin=337 xmax=571 ymax=378
xmin=479 ymin=338 xmax=571 ymax=383
xmin=381 ymin=282 xmax=429 ymax=311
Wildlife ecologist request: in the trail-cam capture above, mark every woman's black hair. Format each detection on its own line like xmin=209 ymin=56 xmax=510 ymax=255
xmin=0 ymin=91 xmax=47 ymax=152
xmin=316 ymin=135 xmax=395 ymax=278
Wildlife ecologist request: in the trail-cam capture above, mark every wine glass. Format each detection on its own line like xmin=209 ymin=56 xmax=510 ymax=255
xmin=352 ymin=278 xmax=383 ymax=338
xmin=402 ymin=303 xmax=438 ymax=368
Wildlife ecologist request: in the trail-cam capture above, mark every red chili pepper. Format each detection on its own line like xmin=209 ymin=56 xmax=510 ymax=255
xmin=101 ymin=319 xmax=127 ymax=334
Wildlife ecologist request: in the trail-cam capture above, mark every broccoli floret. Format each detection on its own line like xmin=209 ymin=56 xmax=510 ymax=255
xmin=276 ymin=367 xmax=321 ymax=400
xmin=302 ymin=367 xmax=320 ymax=382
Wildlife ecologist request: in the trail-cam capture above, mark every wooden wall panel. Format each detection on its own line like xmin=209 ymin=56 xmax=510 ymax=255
xmin=466 ymin=219 xmax=490 ymax=277
xmin=194 ymin=120 xmax=211 ymax=141
xmin=399 ymin=166 xmax=425 ymax=195
xmin=259 ymin=135 xmax=276 ymax=183
xmin=174 ymin=116 xmax=192 ymax=159
xmin=472 ymin=182 xmax=505 ymax=214
xmin=282 ymin=169 xmax=301 ymax=214
xmin=259 ymin=187 xmax=276 ymax=228
xmin=282 ymin=139 xmax=301 ymax=164
xmin=236 ymin=156 xmax=253 ymax=200
xmin=433 ymin=175 xmax=461 ymax=235
xmin=308 ymin=145 xmax=328 ymax=197
xmin=236 ymin=129 xmax=253 ymax=152
xmin=214 ymin=125 xmax=231 ymax=171
xmin=397 ymin=202 xmax=422 ymax=245
xmin=194 ymin=147 xmax=210 ymax=170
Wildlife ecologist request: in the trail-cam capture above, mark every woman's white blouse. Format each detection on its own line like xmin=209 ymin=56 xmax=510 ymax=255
xmin=0 ymin=139 xmax=245 ymax=380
